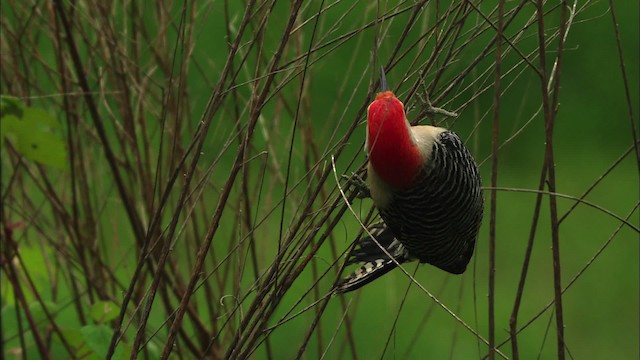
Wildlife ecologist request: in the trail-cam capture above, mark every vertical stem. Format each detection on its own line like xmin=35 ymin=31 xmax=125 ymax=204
xmin=488 ymin=0 xmax=505 ymax=358
xmin=510 ymin=164 xmax=548 ymax=359
xmin=607 ymin=0 xmax=640 ymax=167
xmin=535 ymin=1 xmax=567 ymax=358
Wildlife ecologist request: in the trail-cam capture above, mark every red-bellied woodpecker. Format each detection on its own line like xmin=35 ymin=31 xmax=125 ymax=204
xmin=335 ymin=74 xmax=484 ymax=293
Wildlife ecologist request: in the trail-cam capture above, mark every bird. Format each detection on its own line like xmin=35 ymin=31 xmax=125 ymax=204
xmin=335 ymin=70 xmax=484 ymax=293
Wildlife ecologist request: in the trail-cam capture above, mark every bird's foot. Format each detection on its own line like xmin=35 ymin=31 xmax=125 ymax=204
xmin=416 ymin=71 xmax=458 ymax=118
xmin=342 ymin=172 xmax=370 ymax=199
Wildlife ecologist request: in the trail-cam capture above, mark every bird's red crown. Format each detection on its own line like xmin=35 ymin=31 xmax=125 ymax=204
xmin=367 ymin=91 xmax=422 ymax=189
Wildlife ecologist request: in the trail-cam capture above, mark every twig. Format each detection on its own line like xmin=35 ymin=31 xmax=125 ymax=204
xmin=607 ymin=0 xmax=640 ymax=167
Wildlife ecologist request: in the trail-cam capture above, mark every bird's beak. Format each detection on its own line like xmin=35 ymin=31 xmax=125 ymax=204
xmin=379 ymin=66 xmax=388 ymax=92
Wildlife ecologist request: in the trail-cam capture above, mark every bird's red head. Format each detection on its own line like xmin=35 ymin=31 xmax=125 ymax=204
xmin=367 ymin=91 xmax=422 ymax=190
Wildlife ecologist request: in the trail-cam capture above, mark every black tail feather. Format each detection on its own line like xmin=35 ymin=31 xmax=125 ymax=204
xmin=345 ymin=223 xmax=397 ymax=265
xmin=334 ymin=258 xmax=400 ymax=293
xmin=334 ymin=223 xmax=412 ymax=293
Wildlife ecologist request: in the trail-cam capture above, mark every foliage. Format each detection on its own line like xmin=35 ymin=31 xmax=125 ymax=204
xmin=1 ymin=97 xmax=67 ymax=169
xmin=1 ymin=0 xmax=638 ymax=359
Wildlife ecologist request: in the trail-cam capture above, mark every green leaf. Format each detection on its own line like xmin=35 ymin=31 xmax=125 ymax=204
xmin=79 ymin=324 xmax=130 ymax=360
xmin=113 ymin=343 xmax=133 ymax=360
xmin=23 ymin=107 xmax=60 ymax=129
xmin=1 ymin=246 xmax=52 ymax=305
xmin=1 ymin=304 xmax=18 ymax=337
xmin=61 ymin=327 xmax=85 ymax=349
xmin=1 ymin=96 xmax=25 ymax=149
xmin=0 ymin=114 xmax=19 ymax=148
xmin=89 ymin=300 xmax=120 ymax=323
xmin=0 ymin=97 xmax=67 ymax=168
xmin=80 ymin=324 xmax=112 ymax=359
xmin=0 ymin=96 xmax=25 ymax=118
xmin=28 ymin=301 xmax=59 ymax=333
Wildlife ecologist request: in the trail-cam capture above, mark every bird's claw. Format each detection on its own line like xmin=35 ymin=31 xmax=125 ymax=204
xmin=342 ymin=172 xmax=371 ymax=199
xmin=416 ymin=71 xmax=458 ymax=118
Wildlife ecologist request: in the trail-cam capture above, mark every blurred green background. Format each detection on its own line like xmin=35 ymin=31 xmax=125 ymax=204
xmin=1 ymin=1 xmax=638 ymax=359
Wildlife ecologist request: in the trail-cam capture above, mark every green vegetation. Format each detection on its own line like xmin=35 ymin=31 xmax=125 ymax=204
xmin=1 ymin=1 xmax=638 ymax=359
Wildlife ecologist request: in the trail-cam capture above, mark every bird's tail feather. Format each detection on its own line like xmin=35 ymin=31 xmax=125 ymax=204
xmin=334 ymin=223 xmax=412 ymax=293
